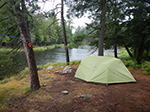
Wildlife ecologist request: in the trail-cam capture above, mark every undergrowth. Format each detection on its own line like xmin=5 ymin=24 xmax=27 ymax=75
xmin=33 ymin=44 xmax=63 ymax=52
xmin=119 ymin=49 xmax=150 ymax=75
xmin=0 ymin=77 xmax=30 ymax=109
xmin=0 ymin=60 xmax=81 ymax=109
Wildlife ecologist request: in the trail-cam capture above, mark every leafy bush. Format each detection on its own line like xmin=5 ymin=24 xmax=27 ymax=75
xmin=0 ymin=52 xmax=14 ymax=79
xmin=43 ymin=62 xmax=53 ymax=68
xmin=52 ymin=62 xmax=67 ymax=66
xmin=69 ymin=60 xmax=81 ymax=65
xmin=0 ymin=78 xmax=11 ymax=84
xmin=122 ymin=59 xmax=140 ymax=68
xmin=141 ymin=61 xmax=150 ymax=75
xmin=19 ymin=67 xmax=29 ymax=75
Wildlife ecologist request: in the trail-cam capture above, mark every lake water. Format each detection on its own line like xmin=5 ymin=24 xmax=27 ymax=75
xmin=1 ymin=46 xmax=122 ymax=78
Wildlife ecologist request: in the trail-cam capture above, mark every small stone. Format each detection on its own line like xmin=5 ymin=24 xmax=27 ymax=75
xmin=46 ymin=66 xmax=53 ymax=71
xmin=61 ymin=66 xmax=72 ymax=74
xmin=41 ymin=75 xmax=45 ymax=77
xmin=60 ymin=66 xmax=63 ymax=68
xmin=80 ymin=94 xmax=92 ymax=98
xmin=42 ymin=83 xmax=46 ymax=87
xmin=62 ymin=90 xmax=68 ymax=95
xmin=55 ymin=71 xmax=59 ymax=74
xmin=71 ymin=81 xmax=75 ymax=83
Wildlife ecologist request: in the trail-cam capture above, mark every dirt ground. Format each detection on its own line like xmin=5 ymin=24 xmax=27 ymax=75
xmin=0 ymin=66 xmax=150 ymax=112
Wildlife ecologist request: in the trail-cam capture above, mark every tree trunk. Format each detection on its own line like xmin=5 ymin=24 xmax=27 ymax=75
xmin=98 ymin=0 xmax=106 ymax=56
xmin=146 ymin=47 xmax=149 ymax=58
xmin=61 ymin=0 xmax=70 ymax=64
xmin=124 ymin=45 xmax=133 ymax=57
xmin=136 ymin=45 xmax=145 ymax=64
xmin=13 ymin=0 xmax=40 ymax=90
xmin=114 ymin=44 xmax=118 ymax=58
xmin=114 ymin=0 xmax=118 ymax=58
xmin=0 ymin=2 xmax=7 ymax=8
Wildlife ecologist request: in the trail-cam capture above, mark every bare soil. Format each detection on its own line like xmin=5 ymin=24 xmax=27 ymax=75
xmin=0 ymin=66 xmax=150 ymax=112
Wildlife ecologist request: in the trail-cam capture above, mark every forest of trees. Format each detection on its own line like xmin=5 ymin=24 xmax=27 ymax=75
xmin=0 ymin=7 xmax=73 ymax=47
xmin=66 ymin=0 xmax=150 ymax=63
xmin=0 ymin=0 xmax=150 ymax=90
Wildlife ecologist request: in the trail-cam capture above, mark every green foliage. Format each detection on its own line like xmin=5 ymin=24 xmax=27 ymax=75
xmin=24 ymin=87 xmax=33 ymax=96
xmin=119 ymin=49 xmax=150 ymax=75
xmin=33 ymin=45 xmax=55 ymax=51
xmin=0 ymin=78 xmax=11 ymax=84
xmin=43 ymin=62 xmax=53 ymax=68
xmin=118 ymin=49 xmax=130 ymax=58
xmin=119 ymin=50 xmax=140 ymax=68
xmin=19 ymin=67 xmax=29 ymax=75
xmin=52 ymin=62 xmax=67 ymax=67
xmin=67 ymin=33 xmax=87 ymax=48
xmin=141 ymin=61 xmax=150 ymax=74
xmin=69 ymin=60 xmax=81 ymax=65
xmin=122 ymin=59 xmax=138 ymax=68
xmin=30 ymin=14 xmax=73 ymax=46
xmin=66 ymin=0 xmax=150 ymax=63
xmin=0 ymin=52 xmax=14 ymax=79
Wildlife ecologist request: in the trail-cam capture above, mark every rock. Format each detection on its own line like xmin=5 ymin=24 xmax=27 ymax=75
xmin=55 ymin=71 xmax=59 ymax=74
xmin=46 ymin=66 xmax=53 ymax=71
xmin=71 ymin=81 xmax=75 ymax=84
xmin=63 ymin=66 xmax=71 ymax=71
xmin=60 ymin=66 xmax=63 ymax=68
xmin=41 ymin=75 xmax=45 ymax=77
xmin=42 ymin=83 xmax=46 ymax=87
xmin=61 ymin=66 xmax=72 ymax=74
xmin=62 ymin=90 xmax=68 ymax=95
xmin=80 ymin=94 xmax=92 ymax=98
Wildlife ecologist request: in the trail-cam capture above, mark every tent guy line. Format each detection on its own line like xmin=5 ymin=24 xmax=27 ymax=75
xmin=0 ymin=34 xmax=30 ymax=40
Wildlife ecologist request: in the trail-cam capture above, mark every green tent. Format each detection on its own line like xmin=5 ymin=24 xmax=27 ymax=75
xmin=75 ymin=56 xmax=136 ymax=84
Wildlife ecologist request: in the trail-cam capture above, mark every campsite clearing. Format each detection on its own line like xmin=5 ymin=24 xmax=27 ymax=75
xmin=0 ymin=66 xmax=150 ymax=112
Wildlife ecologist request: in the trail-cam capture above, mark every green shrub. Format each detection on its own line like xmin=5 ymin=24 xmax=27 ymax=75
xmin=19 ymin=67 xmax=29 ymax=75
xmin=0 ymin=78 xmax=11 ymax=84
xmin=141 ymin=61 xmax=150 ymax=75
xmin=37 ymin=65 xmax=43 ymax=70
xmin=43 ymin=62 xmax=53 ymax=68
xmin=69 ymin=60 xmax=81 ymax=65
xmin=52 ymin=62 xmax=67 ymax=66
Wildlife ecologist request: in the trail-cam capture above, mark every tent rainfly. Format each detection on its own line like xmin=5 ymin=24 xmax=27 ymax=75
xmin=75 ymin=56 xmax=136 ymax=85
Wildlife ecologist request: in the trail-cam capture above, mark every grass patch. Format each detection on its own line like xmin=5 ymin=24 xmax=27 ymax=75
xmin=0 ymin=47 xmax=12 ymax=52
xmin=0 ymin=78 xmax=11 ymax=84
xmin=33 ymin=44 xmax=63 ymax=52
xmin=0 ymin=77 xmax=30 ymax=108
xmin=43 ymin=62 xmax=67 ymax=68
xmin=19 ymin=67 xmax=30 ymax=75
xmin=69 ymin=60 xmax=81 ymax=65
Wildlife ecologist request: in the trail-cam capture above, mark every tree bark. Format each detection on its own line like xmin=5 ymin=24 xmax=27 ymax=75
xmin=98 ymin=0 xmax=106 ymax=56
xmin=61 ymin=0 xmax=70 ymax=64
xmin=0 ymin=2 xmax=7 ymax=9
xmin=136 ymin=45 xmax=145 ymax=64
xmin=12 ymin=0 xmax=40 ymax=90
xmin=124 ymin=45 xmax=133 ymax=57
xmin=114 ymin=44 xmax=118 ymax=58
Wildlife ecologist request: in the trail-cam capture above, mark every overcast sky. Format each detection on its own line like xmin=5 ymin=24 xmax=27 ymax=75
xmin=38 ymin=0 xmax=91 ymax=32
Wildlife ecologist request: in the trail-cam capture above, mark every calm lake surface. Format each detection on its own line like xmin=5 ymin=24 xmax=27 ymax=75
xmin=2 ymin=46 xmax=122 ymax=77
